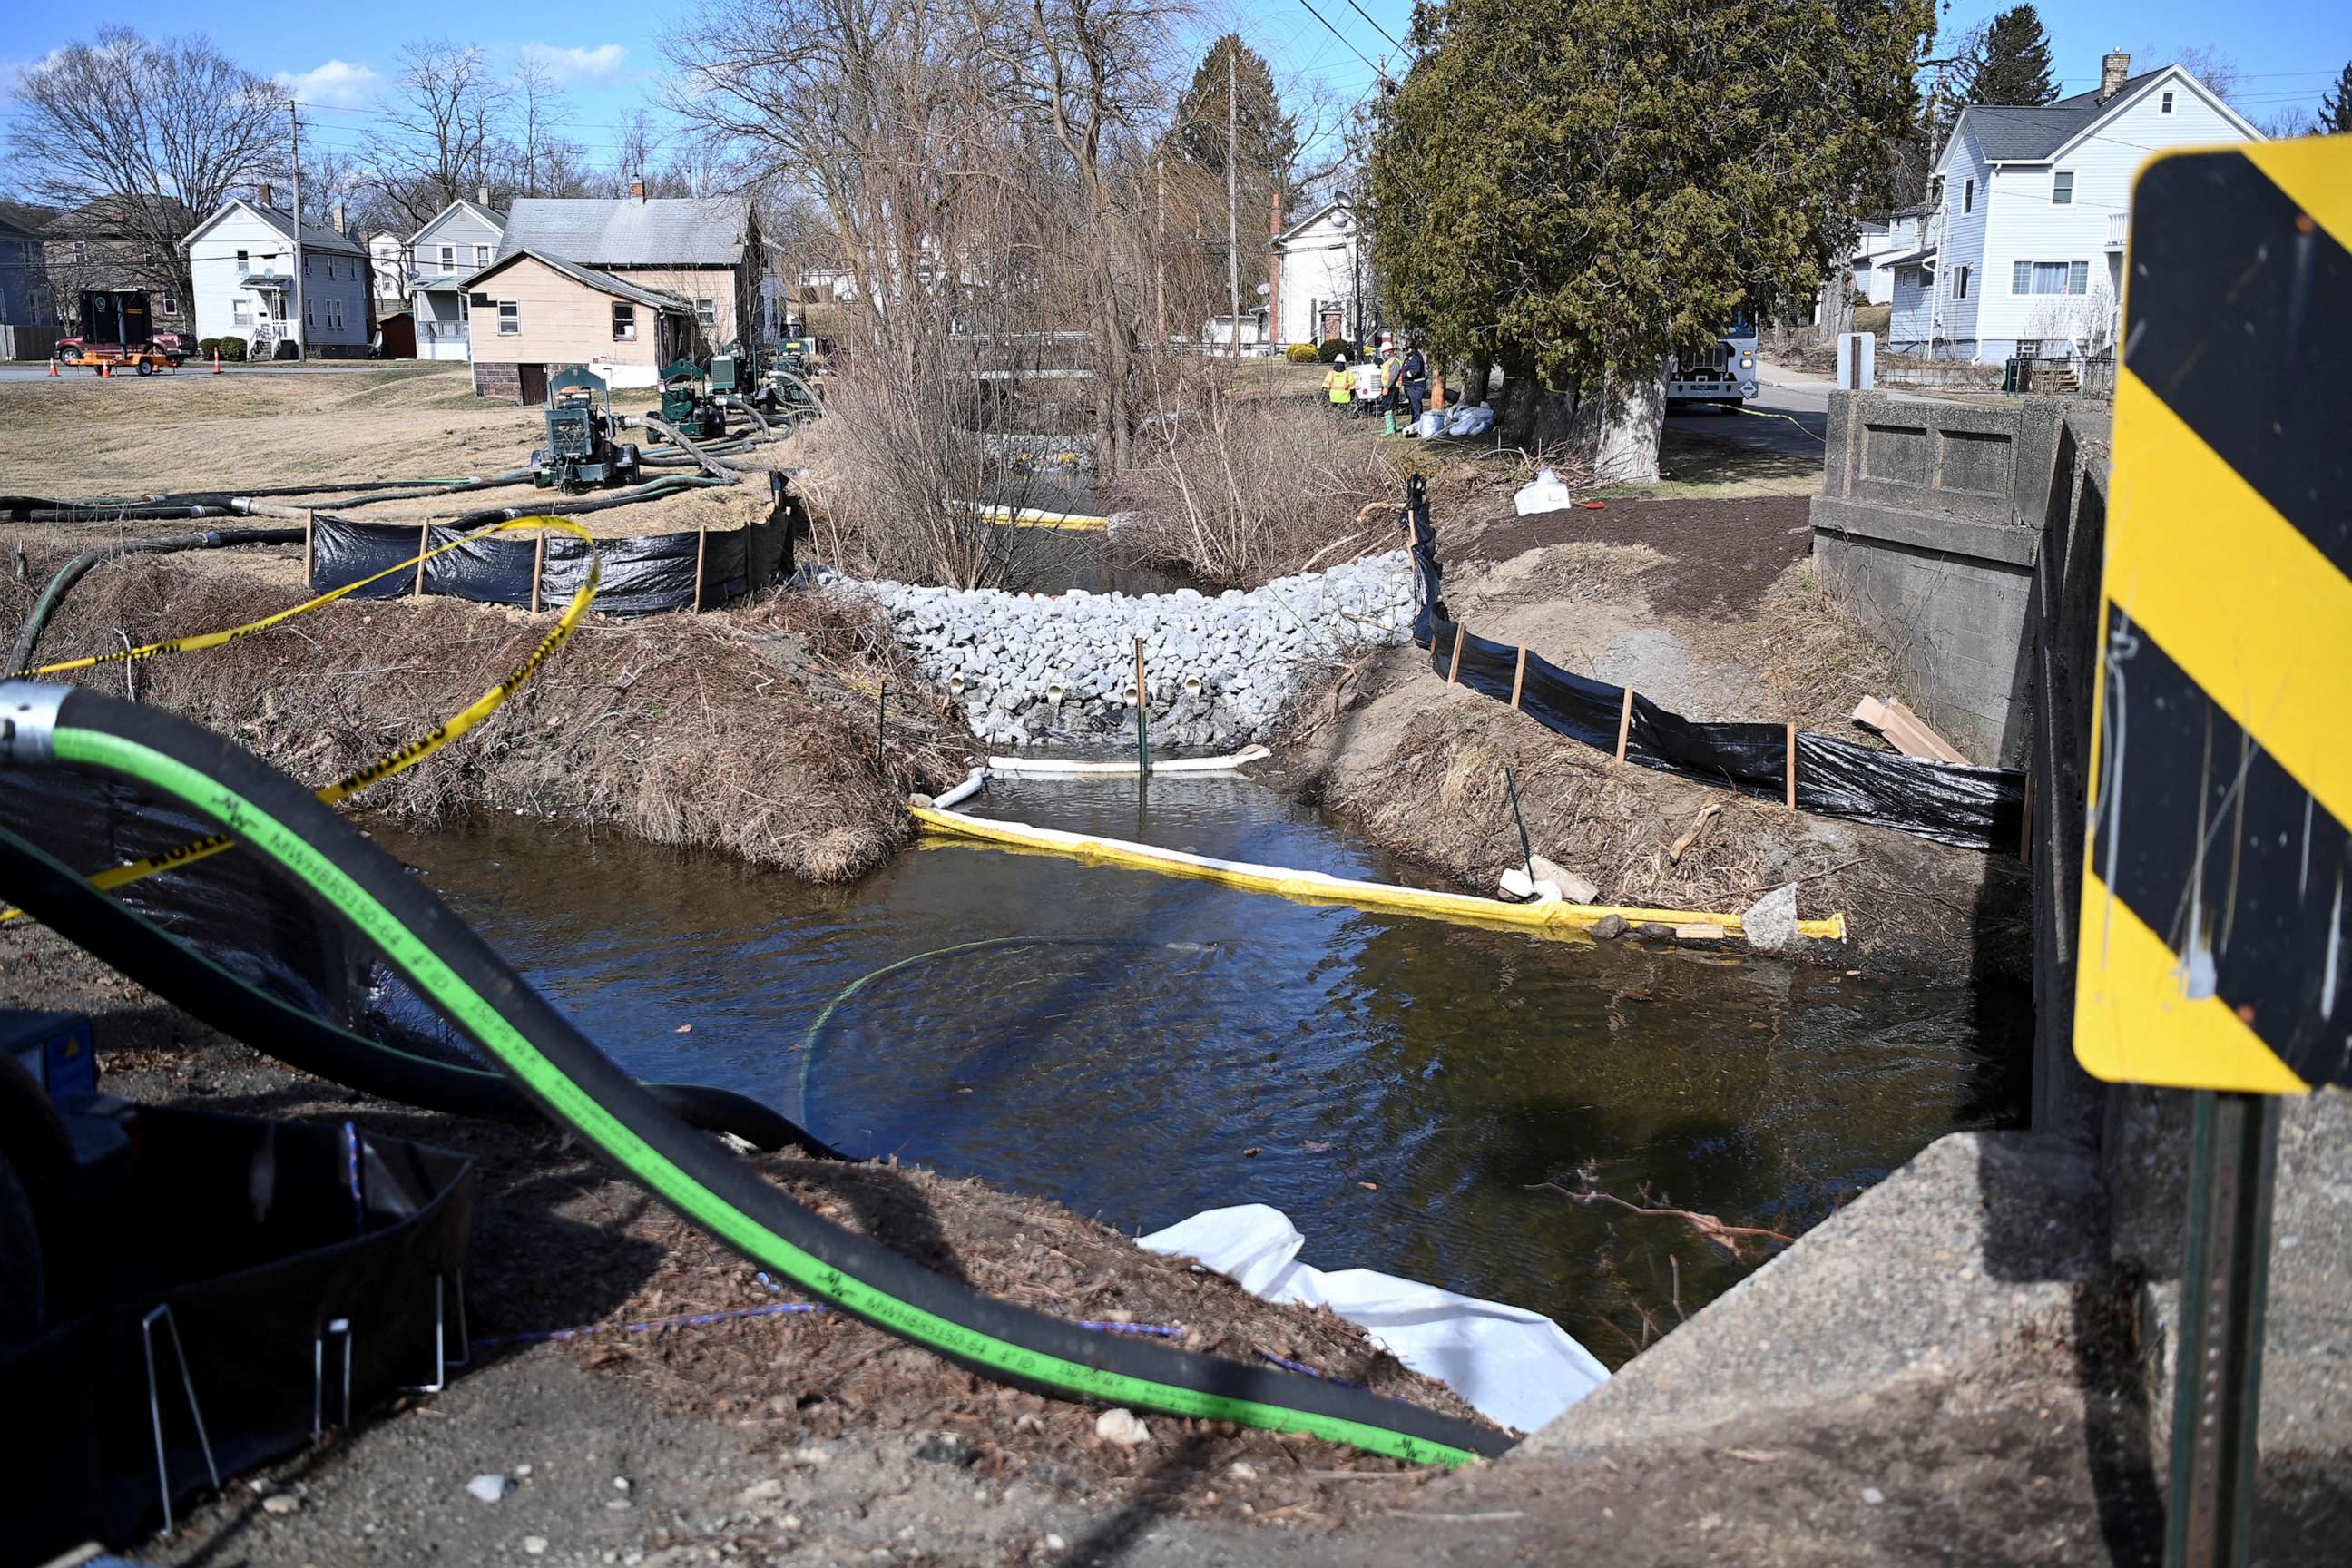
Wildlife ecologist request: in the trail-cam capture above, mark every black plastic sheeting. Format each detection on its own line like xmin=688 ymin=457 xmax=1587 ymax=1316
xmin=1420 ymin=618 xmax=2026 ymax=852
xmin=1398 ymin=474 xmax=2021 ymax=849
xmin=1 ymin=1101 xmax=473 ymax=1561
xmin=308 ymin=495 xmax=798 ymax=618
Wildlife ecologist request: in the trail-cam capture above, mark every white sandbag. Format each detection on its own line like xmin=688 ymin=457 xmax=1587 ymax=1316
xmin=1136 ymin=1202 xmax=1609 ymax=1434
xmin=1413 ymin=411 xmax=1446 ymax=438
xmin=1446 ymin=402 xmax=1494 ymax=436
xmin=1514 ymin=466 xmax=1575 ymax=515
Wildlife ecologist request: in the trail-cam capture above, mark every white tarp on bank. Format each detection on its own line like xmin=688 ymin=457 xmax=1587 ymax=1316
xmin=1136 ymin=1203 xmax=1609 ymax=1434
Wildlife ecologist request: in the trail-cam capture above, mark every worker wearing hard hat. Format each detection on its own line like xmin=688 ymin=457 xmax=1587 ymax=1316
xmin=1323 ymin=354 xmax=1354 ymax=410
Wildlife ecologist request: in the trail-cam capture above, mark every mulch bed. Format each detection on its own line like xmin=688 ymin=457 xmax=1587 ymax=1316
xmin=1462 ymin=495 xmax=1815 ymax=618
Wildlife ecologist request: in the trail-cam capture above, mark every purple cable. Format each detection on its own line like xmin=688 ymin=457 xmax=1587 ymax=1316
xmin=1258 ymin=1350 xmax=1367 ymax=1389
xmin=341 ymin=1122 xmax=364 ymax=1233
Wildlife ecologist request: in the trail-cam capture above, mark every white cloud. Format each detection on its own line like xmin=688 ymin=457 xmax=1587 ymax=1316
xmin=275 ymin=60 xmax=384 ymax=108
xmin=517 ymin=44 xmax=630 ymax=84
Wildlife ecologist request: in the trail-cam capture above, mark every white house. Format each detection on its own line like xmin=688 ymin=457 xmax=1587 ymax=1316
xmin=406 ymin=196 xmax=507 ymax=361
xmin=183 ymin=186 xmax=371 ymax=358
xmin=1269 ymin=199 xmax=1361 ymax=348
xmin=367 ymin=230 xmax=407 ymax=305
xmin=1901 ymin=54 xmax=2259 ymax=362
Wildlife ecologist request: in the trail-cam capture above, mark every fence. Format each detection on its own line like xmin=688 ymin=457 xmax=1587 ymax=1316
xmin=0 ymin=324 xmax=60 ymax=361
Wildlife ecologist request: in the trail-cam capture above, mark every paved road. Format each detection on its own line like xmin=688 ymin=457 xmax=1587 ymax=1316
xmin=0 ymin=360 xmax=439 ymax=384
xmin=1662 ymin=361 xmax=1832 ymax=462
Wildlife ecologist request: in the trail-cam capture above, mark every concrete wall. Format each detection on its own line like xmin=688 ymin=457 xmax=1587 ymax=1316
xmin=1809 ymin=391 xmax=2079 ymax=767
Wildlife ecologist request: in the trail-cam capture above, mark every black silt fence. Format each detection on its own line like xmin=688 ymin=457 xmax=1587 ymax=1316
xmin=308 ymin=509 xmax=796 ymax=618
xmin=1399 ymin=477 xmax=2021 ymax=848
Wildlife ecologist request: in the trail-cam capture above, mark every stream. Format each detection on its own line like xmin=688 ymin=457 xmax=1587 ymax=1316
xmin=373 ymin=774 xmax=2027 ymax=1364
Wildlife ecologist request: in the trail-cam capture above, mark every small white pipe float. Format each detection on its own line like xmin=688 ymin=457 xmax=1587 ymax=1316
xmin=986 ymin=745 xmax=1270 ymax=777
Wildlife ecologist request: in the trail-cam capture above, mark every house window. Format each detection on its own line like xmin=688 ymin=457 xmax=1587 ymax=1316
xmin=72 ymin=240 xmax=88 ymax=264
xmin=439 ymin=244 xmax=456 ymax=272
xmin=2053 ymin=172 xmax=2074 ymax=206
xmin=1963 ymin=178 xmax=1974 ymax=214
xmin=497 ymin=301 xmax=519 ymax=335
xmin=158 ymin=295 xmax=179 ymax=316
xmin=2161 ymin=91 xmax=2175 ymax=113
xmin=2013 ymin=260 xmax=2090 ymax=295
xmin=612 ymin=302 xmax=636 ymax=341
xmin=695 ymin=298 xmax=717 ymax=330
xmin=1954 ymin=266 xmax=1971 ymax=299
xmin=233 ymin=299 xmax=252 ymax=326
xmin=475 ymin=245 xmax=490 ymax=266
xmin=235 ymin=249 xmax=248 ymax=268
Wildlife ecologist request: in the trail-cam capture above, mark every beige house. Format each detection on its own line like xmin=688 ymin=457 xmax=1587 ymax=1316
xmin=463 ymin=249 xmax=694 ymax=404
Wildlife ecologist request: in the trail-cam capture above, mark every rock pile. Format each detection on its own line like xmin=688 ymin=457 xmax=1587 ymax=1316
xmin=837 ymin=552 xmax=1416 ymax=749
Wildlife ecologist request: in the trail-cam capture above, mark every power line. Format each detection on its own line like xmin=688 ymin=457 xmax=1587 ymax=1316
xmin=1296 ymin=1 xmax=1389 ymax=84
xmin=1344 ymin=0 xmax=1406 ymax=54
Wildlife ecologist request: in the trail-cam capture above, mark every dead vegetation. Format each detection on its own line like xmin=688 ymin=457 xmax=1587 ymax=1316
xmin=8 ymin=542 xmax=966 ymax=881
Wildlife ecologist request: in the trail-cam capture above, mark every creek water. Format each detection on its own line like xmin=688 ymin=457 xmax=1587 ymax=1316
xmin=374 ymin=775 xmax=2026 ymax=1365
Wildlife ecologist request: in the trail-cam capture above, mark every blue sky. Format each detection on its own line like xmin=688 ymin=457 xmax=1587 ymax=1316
xmin=4 ymin=2 xmax=2346 ymax=178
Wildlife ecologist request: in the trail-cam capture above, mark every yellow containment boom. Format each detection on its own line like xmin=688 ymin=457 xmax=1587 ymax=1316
xmin=908 ymin=789 xmax=1846 ymax=944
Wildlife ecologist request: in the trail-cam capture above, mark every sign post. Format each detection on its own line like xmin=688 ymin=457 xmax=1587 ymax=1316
xmin=2075 ymin=136 xmax=2347 ymax=1568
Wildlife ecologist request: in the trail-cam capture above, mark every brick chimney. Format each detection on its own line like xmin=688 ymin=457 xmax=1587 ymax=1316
xmin=330 ymin=201 xmax=347 ymax=235
xmin=256 ymin=182 xmax=274 ymax=208
xmin=2100 ymin=51 xmax=2131 ymax=102
xmin=630 ymin=179 xmax=646 ymax=201
xmin=1267 ymin=192 xmax=1285 ymax=348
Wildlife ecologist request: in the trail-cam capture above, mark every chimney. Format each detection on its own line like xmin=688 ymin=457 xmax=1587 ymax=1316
xmin=256 ymin=182 xmax=274 ymax=208
xmin=330 ymin=201 xmax=347 ymax=235
xmin=1267 ymin=192 xmax=1285 ymax=348
xmin=477 ymin=184 xmax=491 ymax=206
xmin=2100 ymin=51 xmax=2131 ymax=102
xmin=630 ymin=179 xmax=645 ymax=201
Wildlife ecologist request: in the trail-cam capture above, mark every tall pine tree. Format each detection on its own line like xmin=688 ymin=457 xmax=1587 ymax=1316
xmin=1966 ymin=6 xmax=2060 ymax=105
xmin=2320 ymin=60 xmax=2352 ymax=134
xmin=1168 ymin=36 xmax=1300 ymax=205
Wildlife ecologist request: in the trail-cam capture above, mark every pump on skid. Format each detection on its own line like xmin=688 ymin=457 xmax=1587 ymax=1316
xmin=532 ymin=367 xmax=641 ymax=491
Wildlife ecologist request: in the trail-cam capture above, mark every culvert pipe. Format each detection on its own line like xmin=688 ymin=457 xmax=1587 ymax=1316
xmin=0 ymin=683 xmax=1507 ymax=1467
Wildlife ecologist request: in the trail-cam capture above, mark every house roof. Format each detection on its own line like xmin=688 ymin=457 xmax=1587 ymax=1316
xmin=1950 ymin=66 xmax=2257 ymax=166
xmin=1882 ymin=246 xmax=1937 ymax=270
xmin=411 ymin=198 xmax=508 ymax=246
xmin=0 ymin=201 xmax=56 ymax=240
xmin=1270 ymin=199 xmax=1353 ymax=250
xmin=47 ymin=195 xmax=195 ymax=238
xmin=462 ymin=248 xmax=694 ymax=312
xmin=182 ymin=197 xmax=365 ymax=256
xmin=497 ymin=197 xmax=748 ymax=268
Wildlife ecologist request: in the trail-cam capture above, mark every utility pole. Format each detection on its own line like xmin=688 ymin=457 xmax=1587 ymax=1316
xmin=1154 ymin=156 xmax=1167 ymax=348
xmin=1225 ymin=45 xmax=1241 ymax=360
xmin=289 ymin=98 xmax=307 ymax=360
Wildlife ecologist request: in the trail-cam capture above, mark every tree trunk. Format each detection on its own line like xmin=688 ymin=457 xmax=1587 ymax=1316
xmin=1590 ymin=364 xmax=1668 ymax=484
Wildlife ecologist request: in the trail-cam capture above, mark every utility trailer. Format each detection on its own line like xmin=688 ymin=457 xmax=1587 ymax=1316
xmin=55 ymin=289 xmax=181 ymax=376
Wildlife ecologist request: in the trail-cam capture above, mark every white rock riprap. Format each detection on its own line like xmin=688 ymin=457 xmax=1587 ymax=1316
xmin=834 ymin=552 xmax=1416 ymax=749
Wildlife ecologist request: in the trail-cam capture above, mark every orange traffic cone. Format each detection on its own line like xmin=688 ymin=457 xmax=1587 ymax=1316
xmin=100 ymin=359 xmax=110 ymax=377
xmin=47 ymin=358 xmax=57 ymax=377
xmin=212 ymin=349 xmax=221 ymax=375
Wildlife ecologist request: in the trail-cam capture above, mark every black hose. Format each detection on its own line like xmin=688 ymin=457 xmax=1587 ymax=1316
xmin=641 ymin=416 xmax=740 ymax=482
xmin=4 ymin=685 xmax=1508 ymax=1464
xmin=8 ymin=527 xmax=305 ymax=678
xmin=438 ymin=475 xmax=731 ymax=530
xmin=0 ymin=818 xmax=838 ymax=1155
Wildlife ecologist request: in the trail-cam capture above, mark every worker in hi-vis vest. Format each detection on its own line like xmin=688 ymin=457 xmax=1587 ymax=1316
xmin=1324 ymin=355 xmax=1354 ymax=408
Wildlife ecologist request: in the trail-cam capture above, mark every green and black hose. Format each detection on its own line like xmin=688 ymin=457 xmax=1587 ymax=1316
xmin=0 ymin=681 xmax=1509 ymax=1465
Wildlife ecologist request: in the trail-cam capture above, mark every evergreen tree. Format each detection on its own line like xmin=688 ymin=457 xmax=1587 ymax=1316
xmin=2320 ymin=60 xmax=2352 ymax=134
xmin=1966 ymin=6 xmax=2059 ymax=105
xmin=1168 ymin=35 xmax=1300 ymax=207
xmin=1367 ymin=0 xmax=1931 ymax=478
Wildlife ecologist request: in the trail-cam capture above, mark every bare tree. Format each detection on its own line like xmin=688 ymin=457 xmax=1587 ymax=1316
xmin=2139 ymin=42 xmax=2240 ymax=104
xmin=497 ymin=56 xmax=593 ymax=197
xmin=6 ymin=29 xmax=283 ymax=310
xmin=2257 ymin=104 xmax=2314 ymax=140
xmin=364 ymin=42 xmax=511 ymax=227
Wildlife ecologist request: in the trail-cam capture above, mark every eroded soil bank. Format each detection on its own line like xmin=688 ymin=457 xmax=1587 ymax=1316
xmin=1275 ymin=485 xmax=2031 ymax=982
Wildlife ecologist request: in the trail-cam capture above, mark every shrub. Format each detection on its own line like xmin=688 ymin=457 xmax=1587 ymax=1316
xmin=1316 ymin=338 xmax=1358 ymax=364
xmin=197 ymin=338 xmax=219 ymax=356
xmin=1284 ymin=343 xmax=1318 ymax=364
xmin=215 ymin=336 xmax=248 ymax=361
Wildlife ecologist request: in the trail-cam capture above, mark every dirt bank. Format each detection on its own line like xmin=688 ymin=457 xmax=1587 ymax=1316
xmin=1279 ymin=488 xmax=2031 ymax=981
xmin=3 ymin=537 xmax=963 ymax=881
xmin=5 ymin=926 xmax=1496 ymax=1566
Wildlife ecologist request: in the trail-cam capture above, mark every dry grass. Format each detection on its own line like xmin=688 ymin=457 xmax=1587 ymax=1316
xmin=17 ymin=548 xmax=966 ymax=882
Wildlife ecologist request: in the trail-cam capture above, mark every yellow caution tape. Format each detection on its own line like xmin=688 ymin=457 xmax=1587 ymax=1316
xmin=2 ymin=517 xmax=601 ymax=919
xmin=909 ymin=803 xmax=1847 ymax=943
xmin=968 ymin=505 xmax=1112 ymax=532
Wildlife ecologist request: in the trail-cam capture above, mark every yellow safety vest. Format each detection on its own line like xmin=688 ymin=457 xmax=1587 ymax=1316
xmin=1325 ymin=368 xmax=1352 ymax=403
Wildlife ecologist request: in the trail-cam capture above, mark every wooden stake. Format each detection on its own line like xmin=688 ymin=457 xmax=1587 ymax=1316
xmin=1785 ymin=721 xmax=1799 ymax=810
xmin=413 ymin=523 xmax=429 ymax=598
xmin=1446 ymin=625 xmax=1465 ymax=683
xmin=691 ymin=526 xmax=708 ymax=612
xmin=1510 ymin=645 xmax=1527 ymax=709
xmin=302 ymin=507 xmax=314 ymax=586
xmin=2020 ymin=766 xmax=2034 ymax=866
xmin=530 ymin=533 xmax=545 ymax=614
xmin=1614 ymin=686 xmax=1634 ymax=762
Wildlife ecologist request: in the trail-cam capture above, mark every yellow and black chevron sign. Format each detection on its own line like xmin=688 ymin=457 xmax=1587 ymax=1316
xmin=2075 ymin=137 xmax=2351 ymax=1094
